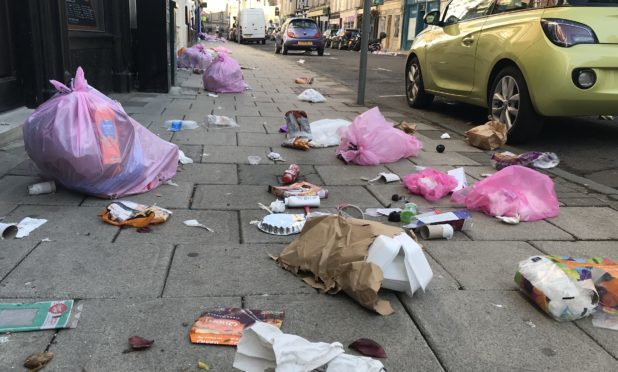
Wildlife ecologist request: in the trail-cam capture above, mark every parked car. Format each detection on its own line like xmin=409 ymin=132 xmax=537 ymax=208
xmin=406 ymin=0 xmax=618 ymax=143
xmin=322 ymin=28 xmax=339 ymax=48
xmin=331 ymin=29 xmax=359 ymax=50
xmin=275 ymin=18 xmax=324 ymax=56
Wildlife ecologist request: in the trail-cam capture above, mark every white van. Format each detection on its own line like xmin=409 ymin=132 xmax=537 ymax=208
xmin=237 ymin=8 xmax=266 ymax=44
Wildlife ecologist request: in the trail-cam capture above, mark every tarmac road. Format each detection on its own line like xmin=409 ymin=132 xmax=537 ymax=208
xmin=248 ymin=40 xmax=618 ymax=189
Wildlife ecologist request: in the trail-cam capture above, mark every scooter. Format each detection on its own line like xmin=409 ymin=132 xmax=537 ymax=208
xmin=368 ymin=32 xmax=387 ymax=52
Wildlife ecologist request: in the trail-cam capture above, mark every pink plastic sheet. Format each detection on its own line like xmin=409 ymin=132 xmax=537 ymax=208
xmin=403 ymin=169 xmax=458 ymax=201
xmin=336 ymin=107 xmax=422 ymax=165
xmin=450 ymin=165 xmax=559 ymax=221
xmin=23 ymin=67 xmax=178 ymax=198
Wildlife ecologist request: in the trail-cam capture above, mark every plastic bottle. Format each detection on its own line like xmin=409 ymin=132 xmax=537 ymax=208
xmin=94 ymin=106 xmax=121 ymax=165
xmin=164 ymin=120 xmax=199 ymax=132
xmin=281 ymin=164 xmax=300 ymax=184
xmin=399 ymin=203 xmax=418 ymax=224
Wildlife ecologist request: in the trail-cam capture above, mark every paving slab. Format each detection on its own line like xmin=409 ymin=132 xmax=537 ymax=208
xmin=465 ymin=211 xmax=574 ymax=241
xmin=173 ymin=163 xmax=237 ymax=185
xmin=176 ymin=144 xmax=203 ymax=163
xmin=559 ymin=197 xmax=613 ymax=207
xmin=425 ymin=241 xmax=542 ymax=290
xmin=192 ymin=185 xmax=269 ymax=210
xmin=245 ymin=293 xmax=443 ymax=371
xmin=237 ymin=132 xmax=284 ymax=147
xmin=241 ymin=115 xmax=285 ymax=134
xmin=548 ymin=207 xmax=618 ymax=239
xmin=49 ymin=297 xmax=240 ymax=371
xmin=530 ymin=241 xmax=618 ymax=259
xmin=239 ymin=209 xmax=300 ymax=244
xmin=575 ymin=317 xmax=618 ymax=360
xmin=0 ymin=201 xmax=17 ymax=215
xmin=201 ymin=145 xmax=274 ymax=164
xmin=6 ymin=158 xmax=39 ymax=176
xmin=237 ymin=164 xmax=323 ymax=185
xmin=82 ymin=182 xmax=194 ymax=209
xmin=0 ymin=325 xmax=55 ymax=370
xmin=0 ymin=241 xmax=174 ymax=298
xmin=273 ymin=147 xmax=341 ymax=165
xmin=114 ymin=209 xmax=239 ymax=245
xmin=402 ymin=290 xmax=617 ymax=371
xmin=423 ymin=253 xmax=461 ymax=290
xmin=3 ymin=205 xmax=118 ymax=243
xmin=0 ymin=175 xmax=84 ymax=206
xmin=411 ymin=150 xmax=481 ymax=166
xmin=172 ymin=129 xmax=237 ymax=146
xmin=367 ymin=183 xmax=459 ymax=208
xmin=163 ymin=243 xmax=313 ymax=297
xmin=0 ymin=240 xmax=38 ymax=279
xmin=315 ymin=165 xmax=391 ymax=185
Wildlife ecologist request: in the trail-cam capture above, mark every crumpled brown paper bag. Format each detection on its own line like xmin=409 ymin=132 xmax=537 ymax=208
xmin=276 ymin=215 xmax=405 ymax=315
xmin=466 ymin=119 xmax=507 ymax=150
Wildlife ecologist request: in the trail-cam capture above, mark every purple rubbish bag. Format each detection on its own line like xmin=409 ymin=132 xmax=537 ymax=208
xmin=403 ymin=168 xmax=458 ymax=201
xmin=336 ymin=107 xmax=422 ymax=165
xmin=23 ymin=67 xmax=178 ymax=199
xmin=450 ymin=165 xmax=559 ymax=221
xmin=202 ymin=52 xmax=246 ymax=93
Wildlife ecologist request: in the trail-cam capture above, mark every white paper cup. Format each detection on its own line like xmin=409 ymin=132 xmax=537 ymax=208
xmin=28 ymin=181 xmax=56 ymax=195
xmin=247 ymin=155 xmax=261 ymax=165
xmin=420 ymin=224 xmax=454 ymax=240
xmin=0 ymin=223 xmax=18 ymax=239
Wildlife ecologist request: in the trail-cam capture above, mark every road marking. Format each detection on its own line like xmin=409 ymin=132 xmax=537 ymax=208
xmin=373 ymin=67 xmax=392 ymax=72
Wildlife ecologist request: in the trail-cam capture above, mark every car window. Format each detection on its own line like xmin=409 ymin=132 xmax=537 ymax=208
xmin=290 ymin=20 xmax=318 ymax=30
xmin=491 ymin=0 xmax=556 ymax=13
xmin=443 ymin=0 xmax=494 ymax=25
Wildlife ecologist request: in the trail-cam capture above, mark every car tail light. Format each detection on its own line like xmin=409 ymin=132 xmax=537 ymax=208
xmin=287 ymin=31 xmax=295 ymax=37
xmin=315 ymin=32 xmax=321 ymax=39
xmin=541 ymin=18 xmax=598 ymax=47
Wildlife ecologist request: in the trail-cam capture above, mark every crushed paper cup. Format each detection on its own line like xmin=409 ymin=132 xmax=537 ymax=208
xmin=0 ymin=223 xmax=18 ymax=239
xmin=257 ymin=214 xmax=305 ymax=235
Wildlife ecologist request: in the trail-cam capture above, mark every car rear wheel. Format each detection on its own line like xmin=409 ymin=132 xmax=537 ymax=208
xmin=406 ymin=56 xmax=434 ymax=108
xmin=275 ymin=43 xmax=281 ymax=54
xmin=490 ymin=66 xmax=543 ymax=143
xmin=317 ymin=48 xmax=324 ymax=56
xmin=262 ymin=39 xmax=266 ymax=45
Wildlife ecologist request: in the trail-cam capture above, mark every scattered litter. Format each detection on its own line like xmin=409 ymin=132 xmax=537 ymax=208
xmin=285 ymin=110 xmax=312 ymax=139
xmin=23 ymin=67 xmax=178 ymax=198
xmin=206 ymin=114 xmax=239 ymax=128
xmin=281 ymin=164 xmax=300 ymax=184
xmin=165 ymin=180 xmax=179 ymax=187
xmin=491 ymin=303 xmax=504 ymax=308
xmin=496 ymin=214 xmax=520 ymax=225
xmin=24 ymin=352 xmax=54 ymax=372
xmin=525 ymin=320 xmax=536 ymax=328
xmin=388 ymin=211 xmax=401 ymax=222
xmin=28 ymin=181 xmax=56 ymax=195
xmin=0 ymin=300 xmax=82 ymax=332
xmin=277 ymin=215 xmax=433 ymax=314
xmin=99 ymin=201 xmax=172 ymax=228
xmin=492 ymin=151 xmax=560 ymax=170
xmin=164 ymin=119 xmax=199 ymax=131
xmin=337 ymin=108 xmax=422 ymax=165
xmin=448 ymin=167 xmax=468 ymax=192
xmin=203 ymin=52 xmax=247 ymax=93
xmin=267 ymin=152 xmax=285 ymax=162
xmin=295 ymin=77 xmax=314 ymax=84
xmin=297 ymin=59 xmax=305 ymax=64
xmin=0 ymin=336 xmax=8 ymax=344
xmin=393 ymin=121 xmax=417 ymax=135
xmin=592 ymin=311 xmax=618 ymax=331
xmin=0 ymin=217 xmax=49 ymax=239
xmin=466 ymin=119 xmax=507 ymax=150
xmin=403 ymin=168 xmax=458 ymax=201
xmin=233 ymin=321 xmax=384 ymax=372
xmin=207 ymin=92 xmax=219 ymax=97
xmin=41 ymin=238 xmax=51 ymax=242
xmin=177 ymin=45 xmax=217 ymax=70
xmin=420 ymin=224 xmax=454 ymax=240
xmin=282 ymin=137 xmax=310 ymax=150
xmin=451 ymin=165 xmax=559 ymax=221
xmin=337 ymin=203 xmax=365 ymax=219
xmin=349 ymin=338 xmax=387 ymax=358
xmin=399 ymin=203 xmax=418 ymax=224
xmin=297 ymin=89 xmax=326 ymax=103
xmin=123 ymin=336 xmax=154 ymax=353
xmin=0 ymin=222 xmax=18 ymax=239
xmin=279 ymin=124 xmax=288 ymax=133
xmin=515 ymin=256 xmax=618 ymax=321
xmin=258 ymin=213 xmax=306 ymax=235
xmin=190 ymin=308 xmax=284 ymax=346
xmin=366 ymin=172 xmax=401 ymax=183
xmin=247 ymin=155 xmax=261 ymax=165
xmin=178 ymin=149 xmax=194 ymax=164
xmin=269 ymin=181 xmax=328 ymax=199
xmin=269 ymin=200 xmax=286 ymax=213
xmin=481 ymin=173 xmax=493 ymax=178
xmin=198 ymin=360 xmax=210 ymax=370
xmin=309 ymin=119 xmax=351 ymax=148
xmin=436 ymin=144 xmax=445 ymax=153
xmin=183 ymin=219 xmax=214 ymax=232
xmin=405 ymin=209 xmax=472 ymax=231
xmin=240 ymin=66 xmax=257 ymax=70
xmin=440 ymin=133 xmax=451 ymax=139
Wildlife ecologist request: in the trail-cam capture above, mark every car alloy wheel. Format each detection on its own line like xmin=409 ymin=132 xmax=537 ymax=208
xmin=491 ymin=76 xmax=520 ymax=130
xmin=407 ymin=63 xmax=420 ymax=103
xmin=405 ymin=57 xmax=433 ymax=109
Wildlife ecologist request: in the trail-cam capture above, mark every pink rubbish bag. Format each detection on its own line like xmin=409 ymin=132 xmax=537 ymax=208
xmin=202 ymin=52 xmax=246 ymax=93
xmin=450 ymin=165 xmax=559 ymax=221
xmin=336 ymin=107 xmax=422 ymax=165
xmin=23 ymin=67 xmax=179 ymax=199
xmin=403 ymin=168 xmax=458 ymax=201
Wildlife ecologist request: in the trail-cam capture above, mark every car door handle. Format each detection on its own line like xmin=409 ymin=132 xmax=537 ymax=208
xmin=462 ymin=36 xmax=474 ymax=46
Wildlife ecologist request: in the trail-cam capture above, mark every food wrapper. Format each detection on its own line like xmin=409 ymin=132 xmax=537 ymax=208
xmin=465 ymin=119 xmax=507 ymax=150
xmin=269 ymin=181 xmax=328 ymax=199
xmin=282 ymin=136 xmax=310 ymax=151
xmin=515 ymin=256 xmax=618 ymax=321
xmin=393 ymin=122 xmax=417 ymax=135
xmin=99 ymin=201 xmax=172 ymax=228
xmin=295 ymin=77 xmax=314 ymax=84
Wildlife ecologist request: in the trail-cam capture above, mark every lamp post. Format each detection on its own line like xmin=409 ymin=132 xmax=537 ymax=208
xmin=357 ymin=0 xmax=371 ymax=104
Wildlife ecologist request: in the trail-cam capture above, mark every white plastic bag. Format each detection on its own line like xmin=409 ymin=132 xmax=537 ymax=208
xmin=297 ymin=89 xmax=326 ymax=103
xmin=206 ymin=115 xmax=239 ymax=128
xmin=309 ymin=119 xmax=351 ymax=148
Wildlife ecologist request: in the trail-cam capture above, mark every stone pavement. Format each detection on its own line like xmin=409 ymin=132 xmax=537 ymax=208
xmin=1 ymin=41 xmax=617 ymax=371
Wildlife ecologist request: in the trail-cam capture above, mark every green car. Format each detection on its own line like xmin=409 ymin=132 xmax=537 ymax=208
xmin=405 ymin=0 xmax=618 ymax=143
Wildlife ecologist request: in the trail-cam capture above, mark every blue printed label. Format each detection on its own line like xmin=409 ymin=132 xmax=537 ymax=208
xmin=101 ymin=120 xmax=115 ymax=138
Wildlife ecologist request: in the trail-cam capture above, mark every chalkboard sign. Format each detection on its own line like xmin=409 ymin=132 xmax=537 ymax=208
xmin=66 ymin=0 xmax=99 ymax=30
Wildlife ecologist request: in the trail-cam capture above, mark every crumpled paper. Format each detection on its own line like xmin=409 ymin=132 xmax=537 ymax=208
xmin=466 ymin=119 xmax=507 ymax=150
xmin=233 ymin=322 xmax=384 ymax=372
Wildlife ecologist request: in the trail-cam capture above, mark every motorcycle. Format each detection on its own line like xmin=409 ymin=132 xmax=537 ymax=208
xmin=368 ymin=32 xmax=387 ymax=52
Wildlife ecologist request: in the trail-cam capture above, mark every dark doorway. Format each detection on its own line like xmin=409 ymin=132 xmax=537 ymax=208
xmin=0 ymin=0 xmax=24 ymax=112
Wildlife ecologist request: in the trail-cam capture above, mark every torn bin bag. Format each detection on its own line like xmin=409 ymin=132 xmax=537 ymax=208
xmin=23 ymin=67 xmax=178 ymax=198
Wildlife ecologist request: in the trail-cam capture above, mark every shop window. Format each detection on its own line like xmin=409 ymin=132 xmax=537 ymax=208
xmin=66 ymin=0 xmax=105 ymax=32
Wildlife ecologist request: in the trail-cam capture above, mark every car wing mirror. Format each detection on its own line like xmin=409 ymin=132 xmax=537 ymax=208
xmin=424 ymin=10 xmax=443 ymax=27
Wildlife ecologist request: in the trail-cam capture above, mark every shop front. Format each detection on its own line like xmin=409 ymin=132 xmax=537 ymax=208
xmin=377 ymin=1 xmax=402 ymax=51
xmin=329 ymin=12 xmax=340 ymax=28
xmin=340 ymin=9 xmax=357 ymax=29
xmin=401 ymin=0 xmax=440 ymax=50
